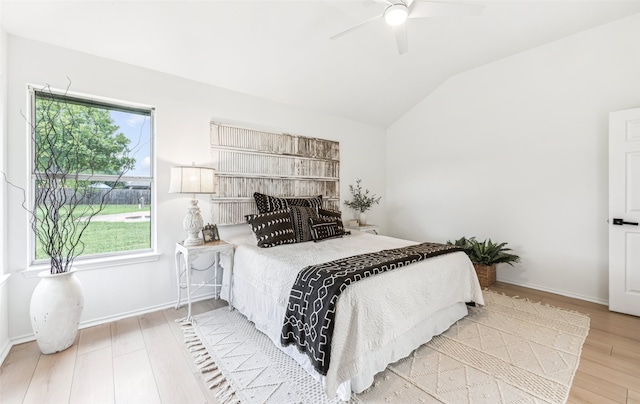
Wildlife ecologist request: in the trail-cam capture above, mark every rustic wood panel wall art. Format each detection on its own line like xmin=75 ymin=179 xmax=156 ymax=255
xmin=210 ymin=122 xmax=340 ymax=224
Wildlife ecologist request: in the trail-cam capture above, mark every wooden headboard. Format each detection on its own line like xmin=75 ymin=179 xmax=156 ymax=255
xmin=210 ymin=122 xmax=340 ymax=224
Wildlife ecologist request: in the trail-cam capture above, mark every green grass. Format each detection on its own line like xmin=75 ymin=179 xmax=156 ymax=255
xmin=35 ymin=204 xmax=151 ymax=260
xmin=89 ymin=204 xmax=151 ymax=215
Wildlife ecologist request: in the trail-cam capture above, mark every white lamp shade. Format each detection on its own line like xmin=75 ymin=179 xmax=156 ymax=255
xmin=169 ymin=166 xmax=217 ymax=194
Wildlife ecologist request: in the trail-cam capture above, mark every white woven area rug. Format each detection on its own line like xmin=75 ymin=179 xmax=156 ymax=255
xmin=183 ymin=290 xmax=589 ymax=404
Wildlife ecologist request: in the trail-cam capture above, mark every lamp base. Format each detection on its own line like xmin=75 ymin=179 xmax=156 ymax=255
xmin=183 ymin=197 xmax=204 ymax=246
xmin=183 ymin=236 xmax=204 ymax=247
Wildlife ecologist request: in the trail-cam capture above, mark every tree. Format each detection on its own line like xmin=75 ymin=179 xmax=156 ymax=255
xmin=35 ymin=94 xmax=135 ymax=176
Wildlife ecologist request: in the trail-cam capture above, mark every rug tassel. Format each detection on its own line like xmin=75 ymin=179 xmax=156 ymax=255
xmin=205 ymin=370 xmax=222 ymax=382
xmin=220 ymin=387 xmax=235 ymax=402
xmin=201 ymin=364 xmax=218 ymax=372
xmin=220 ymin=390 xmax=235 ymax=403
xmin=181 ymin=318 xmax=235 ymax=396
xmin=198 ymin=363 xmax=216 ymax=372
xmin=199 ymin=360 xmax=215 ymax=370
xmin=200 ymin=359 xmax=216 ymax=369
xmin=208 ymin=380 xmax=223 ymax=389
xmin=215 ymin=383 xmax=231 ymax=398
xmin=192 ymin=350 xmax=208 ymax=358
xmin=197 ymin=358 xmax=214 ymax=368
xmin=208 ymin=375 xmax=225 ymax=388
xmin=195 ymin=355 xmax=210 ymax=365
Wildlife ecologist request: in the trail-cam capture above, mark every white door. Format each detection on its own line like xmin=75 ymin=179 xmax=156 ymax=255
xmin=609 ymin=108 xmax=640 ymax=316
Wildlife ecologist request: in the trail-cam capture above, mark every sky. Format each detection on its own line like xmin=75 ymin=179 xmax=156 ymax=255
xmin=110 ymin=110 xmax=151 ymax=178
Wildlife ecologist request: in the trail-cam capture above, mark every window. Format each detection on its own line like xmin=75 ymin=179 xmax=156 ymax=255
xmin=30 ymin=86 xmax=154 ymax=264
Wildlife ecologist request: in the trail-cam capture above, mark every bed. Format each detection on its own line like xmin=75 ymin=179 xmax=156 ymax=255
xmin=219 ymin=226 xmax=484 ymax=401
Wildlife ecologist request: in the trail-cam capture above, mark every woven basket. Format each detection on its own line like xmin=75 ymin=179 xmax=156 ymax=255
xmin=473 ymin=263 xmax=496 ymax=287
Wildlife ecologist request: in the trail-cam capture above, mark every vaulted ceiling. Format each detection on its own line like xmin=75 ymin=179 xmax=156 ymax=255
xmin=3 ymin=1 xmax=640 ymax=127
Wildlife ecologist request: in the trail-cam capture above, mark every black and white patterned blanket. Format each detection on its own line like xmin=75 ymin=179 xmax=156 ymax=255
xmin=280 ymin=242 xmax=463 ymax=375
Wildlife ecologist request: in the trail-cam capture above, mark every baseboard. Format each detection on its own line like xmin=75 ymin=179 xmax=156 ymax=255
xmin=497 ymin=277 xmax=608 ymax=306
xmin=9 ymin=292 xmax=220 ymax=346
xmin=1 ymin=274 xmax=11 ymax=365
xmin=0 ymin=273 xmax=10 ymax=287
xmin=0 ymin=339 xmax=11 ymax=366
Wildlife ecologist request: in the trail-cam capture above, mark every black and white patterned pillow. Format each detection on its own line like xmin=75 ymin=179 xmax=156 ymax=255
xmin=246 ymin=210 xmax=296 ymax=248
xmin=254 ymin=192 xmax=289 ymax=214
xmin=254 ymin=192 xmax=324 ymax=214
xmin=309 ymin=217 xmax=344 ymax=242
xmin=287 ymin=195 xmax=323 ymax=210
xmin=289 ymin=206 xmax=318 ymax=243
xmin=318 ymin=208 xmax=344 ymax=232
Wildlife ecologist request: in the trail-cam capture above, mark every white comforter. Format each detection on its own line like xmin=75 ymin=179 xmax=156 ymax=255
xmin=223 ymin=230 xmax=484 ymax=399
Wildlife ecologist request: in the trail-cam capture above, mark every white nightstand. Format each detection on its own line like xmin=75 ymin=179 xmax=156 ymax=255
xmin=174 ymin=240 xmax=234 ymax=321
xmin=346 ymin=224 xmax=380 ymax=234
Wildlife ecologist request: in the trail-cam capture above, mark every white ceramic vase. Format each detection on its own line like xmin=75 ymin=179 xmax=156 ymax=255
xmin=358 ymin=211 xmax=367 ymax=225
xmin=30 ymin=269 xmax=84 ymax=354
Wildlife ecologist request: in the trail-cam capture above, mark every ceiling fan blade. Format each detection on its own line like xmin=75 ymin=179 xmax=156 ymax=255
xmin=393 ymin=24 xmax=408 ymax=55
xmin=330 ymin=13 xmax=384 ymax=40
xmin=409 ymin=1 xmax=484 ymax=18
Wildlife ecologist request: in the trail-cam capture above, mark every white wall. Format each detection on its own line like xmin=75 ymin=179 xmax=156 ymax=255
xmin=5 ymin=36 xmax=386 ymax=340
xmin=386 ymin=13 xmax=640 ymax=304
xmin=0 ymin=5 xmax=10 ymax=361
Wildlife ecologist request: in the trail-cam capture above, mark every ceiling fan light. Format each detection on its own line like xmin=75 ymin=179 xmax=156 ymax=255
xmin=384 ymin=4 xmax=409 ymax=26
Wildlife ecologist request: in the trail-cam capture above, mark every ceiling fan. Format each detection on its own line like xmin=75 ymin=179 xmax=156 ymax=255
xmin=330 ymin=0 xmax=484 ymax=55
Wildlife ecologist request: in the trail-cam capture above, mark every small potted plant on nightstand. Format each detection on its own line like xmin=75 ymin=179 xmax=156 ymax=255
xmin=344 ymin=178 xmax=381 ymax=226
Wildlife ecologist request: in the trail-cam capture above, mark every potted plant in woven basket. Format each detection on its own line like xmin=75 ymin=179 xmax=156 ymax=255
xmin=447 ymin=237 xmax=520 ymax=287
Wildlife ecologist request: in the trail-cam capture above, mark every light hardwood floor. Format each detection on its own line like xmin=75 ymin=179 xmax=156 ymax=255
xmin=1 ymin=283 xmax=639 ymax=404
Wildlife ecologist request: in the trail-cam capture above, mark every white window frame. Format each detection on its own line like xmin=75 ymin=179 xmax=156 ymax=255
xmin=24 ymin=85 xmax=158 ymax=275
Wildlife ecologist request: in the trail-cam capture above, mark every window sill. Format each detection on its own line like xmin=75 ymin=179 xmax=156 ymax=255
xmin=21 ymin=251 xmax=162 ymax=278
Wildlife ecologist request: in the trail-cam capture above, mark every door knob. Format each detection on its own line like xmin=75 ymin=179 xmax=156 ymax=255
xmin=613 ymin=218 xmax=639 ymax=226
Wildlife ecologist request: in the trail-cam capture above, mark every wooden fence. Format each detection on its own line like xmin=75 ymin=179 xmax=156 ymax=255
xmin=36 ymin=188 xmax=151 ymax=206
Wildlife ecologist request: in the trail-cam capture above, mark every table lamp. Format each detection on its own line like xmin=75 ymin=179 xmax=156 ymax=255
xmin=169 ymin=164 xmax=216 ymax=246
